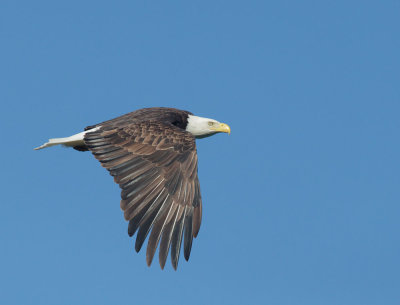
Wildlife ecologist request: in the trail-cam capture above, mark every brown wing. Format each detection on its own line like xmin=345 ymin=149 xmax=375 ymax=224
xmin=84 ymin=121 xmax=202 ymax=270
xmin=84 ymin=107 xmax=192 ymax=131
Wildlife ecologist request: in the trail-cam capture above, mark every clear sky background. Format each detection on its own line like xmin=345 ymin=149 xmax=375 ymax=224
xmin=1 ymin=1 xmax=399 ymax=304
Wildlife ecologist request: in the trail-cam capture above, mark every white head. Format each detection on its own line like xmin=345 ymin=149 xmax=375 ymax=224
xmin=186 ymin=115 xmax=231 ymax=138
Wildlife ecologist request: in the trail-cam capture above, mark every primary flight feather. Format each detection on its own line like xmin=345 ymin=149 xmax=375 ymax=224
xmin=35 ymin=107 xmax=230 ymax=270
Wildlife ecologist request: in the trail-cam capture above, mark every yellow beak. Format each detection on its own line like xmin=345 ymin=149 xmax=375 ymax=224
xmin=211 ymin=123 xmax=231 ymax=135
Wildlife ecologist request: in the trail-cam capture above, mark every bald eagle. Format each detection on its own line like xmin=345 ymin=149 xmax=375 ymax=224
xmin=35 ymin=107 xmax=230 ymax=269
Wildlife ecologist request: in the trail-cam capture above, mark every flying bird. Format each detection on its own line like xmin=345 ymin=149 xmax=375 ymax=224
xmin=35 ymin=107 xmax=230 ymax=270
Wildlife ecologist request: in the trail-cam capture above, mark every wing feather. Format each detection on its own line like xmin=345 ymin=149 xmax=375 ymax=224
xmin=183 ymin=206 xmax=194 ymax=261
xmin=123 ymin=178 xmax=165 ymax=220
xmin=84 ymin=121 xmax=202 ymax=269
xmin=135 ymin=194 xmax=171 ymax=252
xmin=146 ymin=203 xmax=178 ymax=266
xmin=159 ymin=205 xmax=183 ymax=269
xmin=171 ymin=205 xmax=186 ymax=270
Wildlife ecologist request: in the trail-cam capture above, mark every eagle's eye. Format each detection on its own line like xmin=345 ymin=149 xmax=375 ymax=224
xmin=208 ymin=121 xmax=215 ymax=126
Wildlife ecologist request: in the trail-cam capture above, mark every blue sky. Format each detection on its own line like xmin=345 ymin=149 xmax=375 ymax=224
xmin=1 ymin=1 xmax=399 ymax=304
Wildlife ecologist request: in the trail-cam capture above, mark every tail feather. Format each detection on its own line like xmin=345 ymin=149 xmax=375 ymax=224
xmin=34 ymin=127 xmax=100 ymax=151
xmin=34 ymin=138 xmax=71 ymax=150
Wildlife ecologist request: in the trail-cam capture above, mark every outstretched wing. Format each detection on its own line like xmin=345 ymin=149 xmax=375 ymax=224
xmin=84 ymin=121 xmax=202 ymax=270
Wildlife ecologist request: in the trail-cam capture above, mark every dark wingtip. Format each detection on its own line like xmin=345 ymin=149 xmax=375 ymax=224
xmin=184 ymin=251 xmax=191 ymax=261
xmin=135 ymin=228 xmax=146 ymax=252
xmin=171 ymin=253 xmax=179 ymax=270
xmin=135 ymin=240 xmax=142 ymax=253
xmin=128 ymin=216 xmax=142 ymax=237
xmin=160 ymin=260 xmax=166 ymax=270
xmin=128 ymin=225 xmax=136 ymax=237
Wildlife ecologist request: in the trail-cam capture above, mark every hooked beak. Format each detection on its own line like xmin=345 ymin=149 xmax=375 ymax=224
xmin=211 ymin=123 xmax=231 ymax=135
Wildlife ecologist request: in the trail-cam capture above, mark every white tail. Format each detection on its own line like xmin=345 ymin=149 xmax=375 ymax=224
xmin=34 ymin=127 xmax=100 ymax=150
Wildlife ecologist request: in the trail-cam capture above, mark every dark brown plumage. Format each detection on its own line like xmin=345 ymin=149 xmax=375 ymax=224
xmin=36 ymin=107 xmax=230 ymax=270
xmin=83 ymin=108 xmax=202 ymax=270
